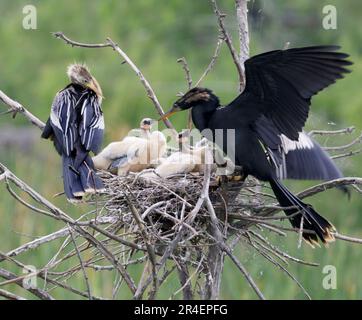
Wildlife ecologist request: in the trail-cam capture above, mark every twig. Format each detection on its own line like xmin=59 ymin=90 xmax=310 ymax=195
xmin=69 ymin=226 xmax=92 ymax=300
xmin=177 ymin=57 xmax=193 ymax=89
xmin=331 ymin=149 xmax=362 ymax=160
xmin=177 ymin=57 xmax=193 ymax=130
xmin=297 ymin=177 xmax=362 ymax=200
xmin=211 ymin=0 xmax=245 ymax=91
xmin=124 ymin=192 xmax=158 ymax=299
xmin=0 ymin=267 xmax=54 ymax=300
xmin=323 ymin=132 xmax=362 ymax=151
xmin=0 ymin=288 xmax=26 ymax=300
xmin=195 ymin=36 xmax=224 ymax=87
xmin=52 ymin=31 xmax=112 ymax=48
xmin=308 ymin=126 xmax=355 ymax=136
xmin=0 ymin=89 xmax=45 ymax=130
xmin=334 ymin=233 xmax=362 ymax=244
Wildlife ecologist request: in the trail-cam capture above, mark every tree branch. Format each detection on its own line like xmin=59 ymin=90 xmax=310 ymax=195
xmin=0 ymin=90 xmax=45 ymax=130
xmin=211 ymin=0 xmax=245 ymax=91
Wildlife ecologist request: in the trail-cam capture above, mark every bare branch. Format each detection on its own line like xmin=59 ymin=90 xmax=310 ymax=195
xmin=69 ymin=227 xmax=92 ymax=300
xmin=0 ymin=89 xmax=45 ymax=130
xmin=177 ymin=57 xmax=193 ymax=130
xmin=195 ymin=36 xmax=224 ymax=87
xmin=297 ymin=177 xmax=362 ymax=200
xmin=323 ymin=132 xmax=362 ymax=151
xmin=0 ymin=288 xmax=26 ymax=300
xmin=177 ymin=57 xmax=193 ymax=89
xmin=331 ymin=149 xmax=362 ymax=160
xmin=211 ymin=0 xmax=245 ymax=91
xmin=0 ymin=267 xmax=54 ymax=300
xmin=334 ymin=233 xmax=362 ymax=244
xmin=235 ymin=0 xmax=250 ymax=67
xmin=308 ymin=126 xmax=355 ymax=136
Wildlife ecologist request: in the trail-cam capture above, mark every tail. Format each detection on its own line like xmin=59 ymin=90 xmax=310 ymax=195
xmin=269 ymin=178 xmax=336 ymax=246
xmin=62 ymin=155 xmax=85 ymax=203
xmin=62 ymin=154 xmax=105 ymax=203
xmin=79 ymin=155 xmax=105 ymax=194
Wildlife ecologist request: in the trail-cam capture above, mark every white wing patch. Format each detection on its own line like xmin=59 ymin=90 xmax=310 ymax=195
xmin=280 ymin=132 xmax=314 ymax=154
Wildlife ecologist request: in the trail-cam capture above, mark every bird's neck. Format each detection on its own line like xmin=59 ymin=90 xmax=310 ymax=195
xmin=191 ymin=102 xmax=218 ymax=132
xmin=141 ymin=128 xmax=151 ymax=139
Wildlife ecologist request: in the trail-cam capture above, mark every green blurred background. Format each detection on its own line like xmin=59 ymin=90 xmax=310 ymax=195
xmin=0 ymin=0 xmax=361 ymax=299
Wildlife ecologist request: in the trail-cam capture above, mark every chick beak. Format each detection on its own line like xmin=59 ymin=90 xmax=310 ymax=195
xmin=159 ymin=106 xmax=181 ymax=122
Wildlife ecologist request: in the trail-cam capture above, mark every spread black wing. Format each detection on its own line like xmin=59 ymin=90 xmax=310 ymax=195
xmin=230 ymin=45 xmax=352 ymax=140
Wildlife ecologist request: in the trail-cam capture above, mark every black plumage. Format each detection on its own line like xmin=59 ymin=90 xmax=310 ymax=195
xmin=163 ymin=45 xmax=352 ymax=245
xmin=42 ymin=64 xmax=105 ymax=202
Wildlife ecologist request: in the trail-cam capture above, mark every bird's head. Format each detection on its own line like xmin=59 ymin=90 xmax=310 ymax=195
xmin=160 ymin=87 xmax=219 ymax=121
xmin=140 ymin=118 xmax=155 ymax=131
xmin=67 ymin=63 xmax=103 ymax=98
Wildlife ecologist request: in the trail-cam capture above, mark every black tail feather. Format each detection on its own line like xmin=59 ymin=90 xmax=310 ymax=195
xmin=79 ymin=155 xmax=105 ymax=193
xmin=62 ymin=154 xmax=105 ymax=202
xmin=270 ymin=178 xmax=336 ymax=245
xmin=62 ymin=155 xmax=85 ymax=201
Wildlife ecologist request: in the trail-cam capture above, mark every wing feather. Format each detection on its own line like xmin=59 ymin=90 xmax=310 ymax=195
xmin=79 ymin=93 xmax=104 ymax=154
xmin=49 ymin=88 xmax=77 ymax=156
xmin=235 ymin=46 xmax=352 ymax=140
xmin=253 ymin=117 xmax=344 ymax=181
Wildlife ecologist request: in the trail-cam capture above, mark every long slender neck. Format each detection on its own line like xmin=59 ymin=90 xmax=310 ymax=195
xmin=191 ymin=102 xmax=218 ymax=132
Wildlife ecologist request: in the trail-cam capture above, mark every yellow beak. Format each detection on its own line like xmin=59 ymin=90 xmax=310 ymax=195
xmin=158 ymin=106 xmax=181 ymax=122
xmin=86 ymin=78 xmax=104 ymax=99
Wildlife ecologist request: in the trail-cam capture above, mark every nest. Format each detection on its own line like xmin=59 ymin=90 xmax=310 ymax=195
xmin=95 ymin=170 xmax=253 ymax=237
xmin=85 ymin=169 xmax=272 ymax=292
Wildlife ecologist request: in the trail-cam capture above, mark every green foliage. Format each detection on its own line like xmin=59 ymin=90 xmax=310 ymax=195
xmin=0 ymin=0 xmax=361 ymax=299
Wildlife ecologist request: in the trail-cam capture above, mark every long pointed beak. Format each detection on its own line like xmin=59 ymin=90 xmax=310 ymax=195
xmin=158 ymin=106 xmax=181 ymax=122
xmin=87 ymin=78 xmax=104 ymax=99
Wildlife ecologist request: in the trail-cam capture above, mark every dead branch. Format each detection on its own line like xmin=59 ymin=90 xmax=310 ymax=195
xmin=211 ymin=0 xmax=245 ymax=91
xmin=0 ymin=90 xmax=45 ymax=130
xmin=297 ymin=177 xmax=362 ymax=199
xmin=177 ymin=57 xmax=193 ymax=89
xmin=323 ymin=132 xmax=362 ymax=151
xmin=0 ymin=288 xmax=26 ymax=300
xmin=195 ymin=36 xmax=224 ymax=87
xmin=331 ymin=149 xmax=362 ymax=160
xmin=235 ymin=0 xmax=250 ymax=70
xmin=309 ymin=126 xmax=355 ymax=136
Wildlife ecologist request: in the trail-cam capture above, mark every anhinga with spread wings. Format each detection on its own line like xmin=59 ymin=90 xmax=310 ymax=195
xmin=162 ymin=46 xmax=352 ymax=246
xmin=41 ymin=64 xmax=105 ymax=203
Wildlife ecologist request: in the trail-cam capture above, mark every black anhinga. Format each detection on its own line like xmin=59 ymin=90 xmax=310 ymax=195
xmin=41 ymin=64 xmax=105 ymax=202
xmin=162 ymin=46 xmax=352 ymax=245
